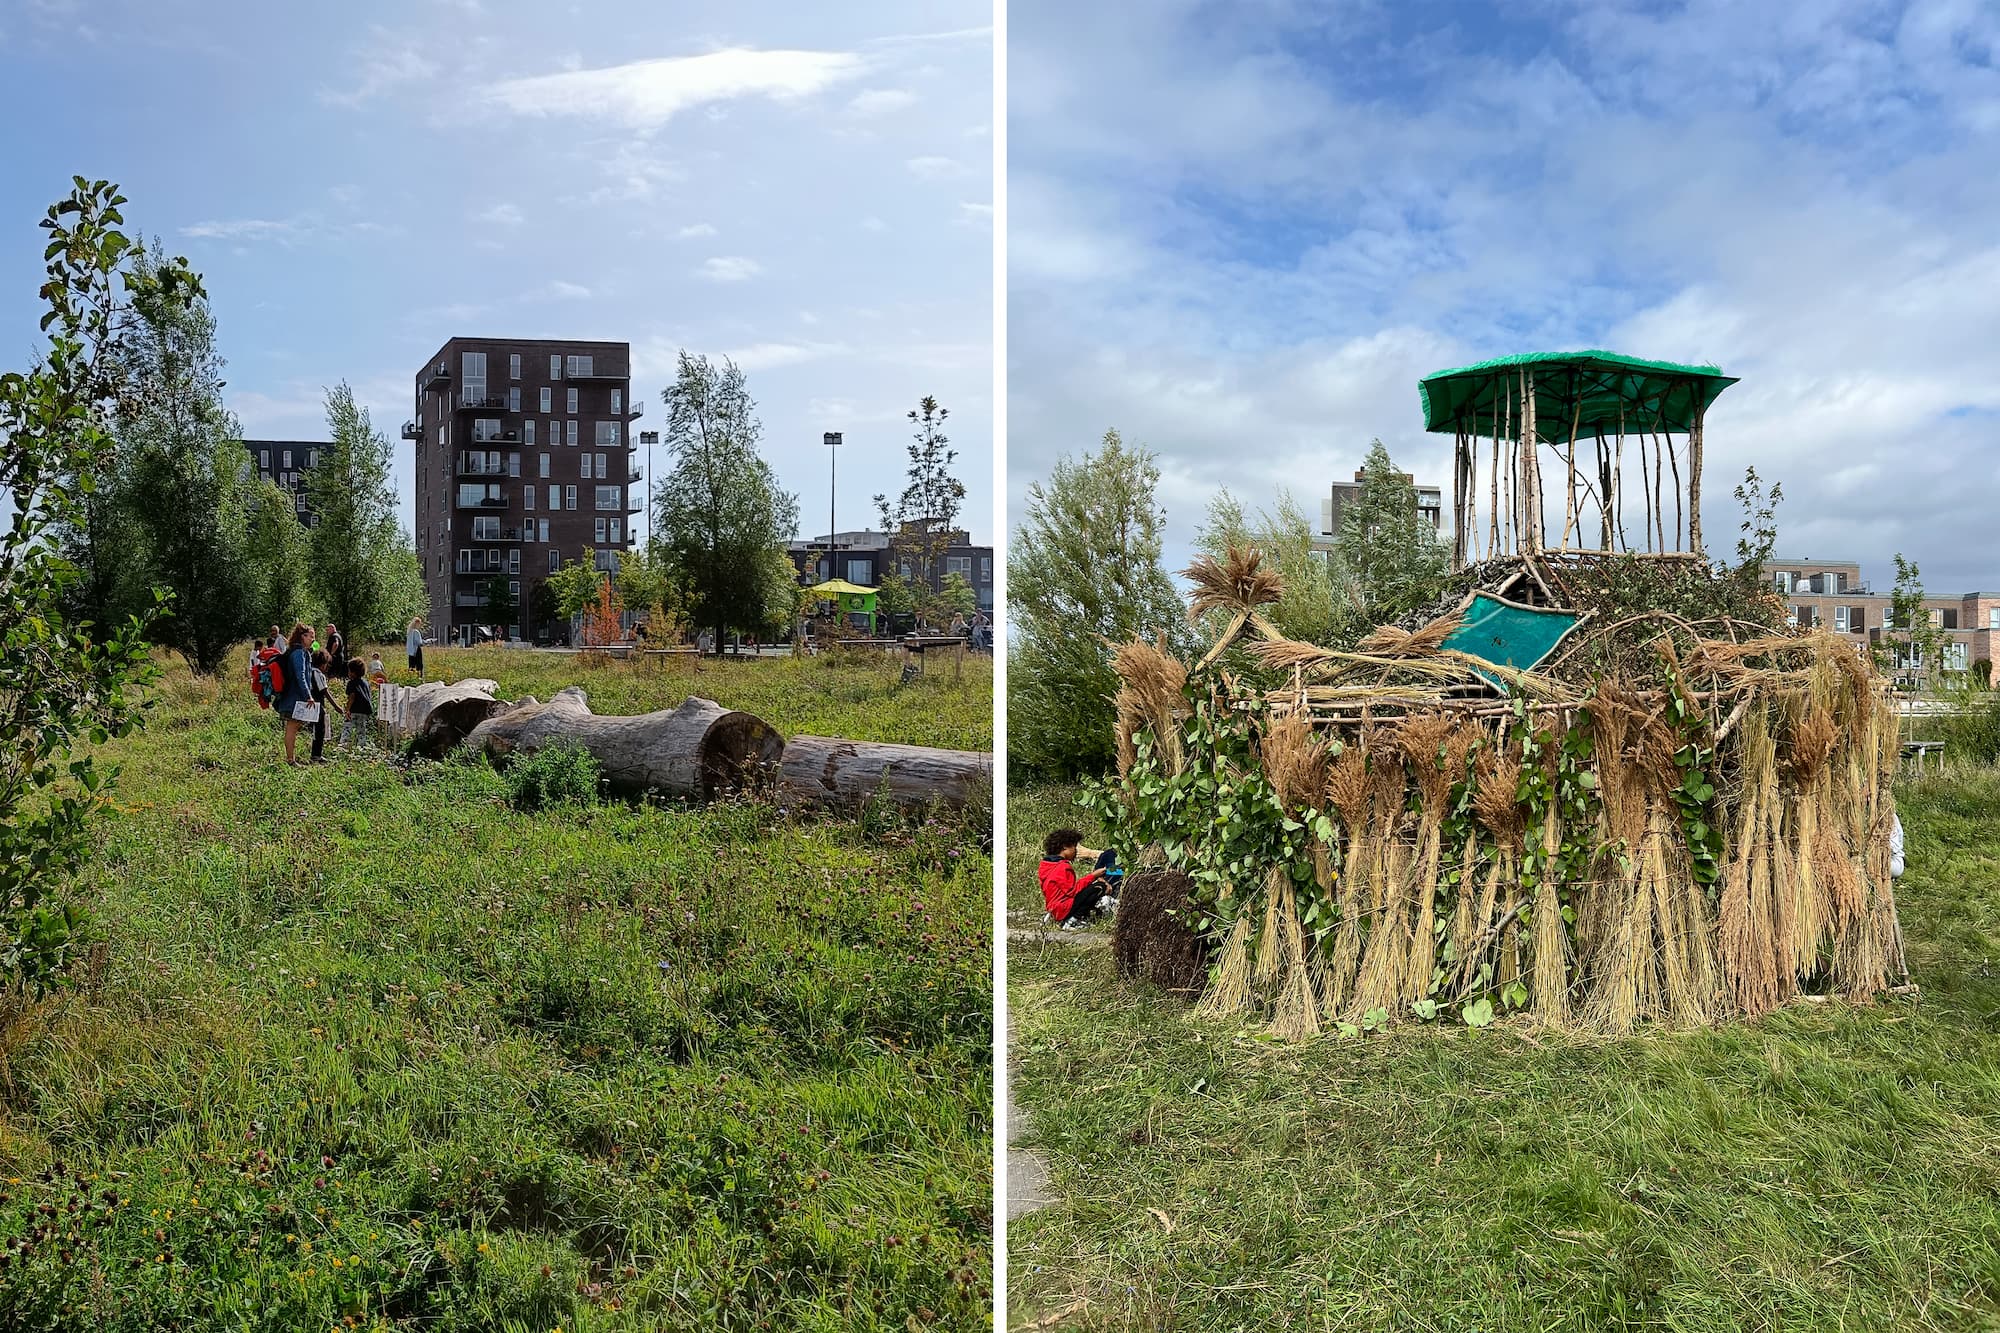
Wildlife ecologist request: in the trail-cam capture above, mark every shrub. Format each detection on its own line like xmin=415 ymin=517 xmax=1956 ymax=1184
xmin=502 ymin=742 xmax=602 ymax=811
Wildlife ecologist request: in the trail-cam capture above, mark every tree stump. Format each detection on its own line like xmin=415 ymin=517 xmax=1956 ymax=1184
xmin=777 ymin=736 xmax=991 ymax=816
xmin=380 ymin=679 xmax=509 ymax=758
xmin=462 ymin=687 xmax=785 ymax=801
xmin=1111 ymin=870 xmax=1210 ymax=996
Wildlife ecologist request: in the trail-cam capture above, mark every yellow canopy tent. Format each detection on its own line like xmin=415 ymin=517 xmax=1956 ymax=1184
xmin=807 ymin=579 xmax=879 ymax=622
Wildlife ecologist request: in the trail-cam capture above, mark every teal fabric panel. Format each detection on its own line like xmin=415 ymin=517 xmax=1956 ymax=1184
xmin=1438 ymin=593 xmax=1579 ymax=684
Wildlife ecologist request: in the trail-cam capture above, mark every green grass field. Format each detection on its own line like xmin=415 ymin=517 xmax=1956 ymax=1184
xmin=392 ymin=644 xmax=992 ymax=752
xmin=0 ymin=653 xmax=993 ymax=1331
xmin=1008 ymin=777 xmax=2000 ymax=1331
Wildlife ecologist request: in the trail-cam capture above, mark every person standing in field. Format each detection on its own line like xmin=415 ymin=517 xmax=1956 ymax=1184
xmin=276 ymin=624 xmax=315 ymax=765
xmin=407 ymin=615 xmax=426 ymax=681
xmin=324 ymin=622 xmax=345 ymax=671
xmin=307 ymin=649 xmax=340 ymax=763
xmin=341 ymin=658 xmax=375 ymax=748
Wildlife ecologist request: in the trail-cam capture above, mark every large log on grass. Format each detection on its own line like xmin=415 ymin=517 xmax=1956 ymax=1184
xmin=380 ymin=679 xmax=509 ymax=757
xmin=776 ymin=736 xmax=991 ymax=816
xmin=462 ymin=686 xmax=785 ymax=800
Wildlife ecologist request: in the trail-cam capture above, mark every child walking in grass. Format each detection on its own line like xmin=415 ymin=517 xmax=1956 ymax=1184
xmin=341 ymin=658 xmax=375 ymax=748
xmin=1039 ymin=827 xmax=1121 ymax=930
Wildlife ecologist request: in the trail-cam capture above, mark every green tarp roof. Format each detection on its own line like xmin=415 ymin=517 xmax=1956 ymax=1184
xmin=1419 ymin=350 xmax=1737 ymax=443
xmin=1439 ymin=592 xmax=1581 ymax=687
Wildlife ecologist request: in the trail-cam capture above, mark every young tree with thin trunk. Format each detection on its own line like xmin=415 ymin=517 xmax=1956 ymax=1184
xmin=114 ymin=240 xmax=254 ymax=674
xmin=875 ymin=395 xmax=966 ymax=595
xmin=653 ymin=352 xmax=800 ymax=650
xmin=1194 ymin=486 xmax=1340 ymax=646
xmin=242 ymin=476 xmax=316 ymax=633
xmin=1010 ymin=428 xmax=1187 ymax=777
xmin=307 ymin=383 xmax=404 ymax=641
xmin=1331 ymin=440 xmax=1450 ymax=632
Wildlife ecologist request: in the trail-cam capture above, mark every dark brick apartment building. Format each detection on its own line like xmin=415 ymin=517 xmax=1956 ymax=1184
xmin=408 ymin=338 xmax=642 ymax=643
xmin=242 ymin=438 xmax=323 ymax=528
xmin=1765 ymin=555 xmax=2000 ymax=677
xmin=787 ymin=526 xmax=995 ymax=616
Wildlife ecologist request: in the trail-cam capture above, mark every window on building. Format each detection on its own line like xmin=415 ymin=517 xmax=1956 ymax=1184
xmin=1772 ymin=571 xmax=1791 ymax=593
xmin=473 ymin=418 xmax=504 ymax=442
xmin=508 ymin=387 xmax=520 ymax=413
xmin=509 ymin=549 xmax=520 ymax=574
xmin=580 ymin=453 xmax=593 ymax=480
xmin=1852 ymin=606 xmax=1866 ymax=633
xmin=538 ymin=454 xmax=550 ymax=478
xmin=612 ymin=389 xmax=622 ymax=414
xmin=509 ymin=353 xmax=521 ymax=380
xmin=1946 ymin=642 xmax=1968 ymax=672
xmin=523 ymin=420 xmax=535 ymax=446
xmin=437 ymin=425 xmax=444 ymax=446
xmin=595 ymin=517 xmax=607 ymax=543
xmin=595 ymin=452 xmax=607 ymax=477
xmin=307 ymin=449 xmax=319 ymax=469
xmin=539 ymin=387 xmax=552 ymax=413
xmin=524 ymin=487 xmax=535 ymax=510
xmin=609 ymin=518 xmax=621 ymax=544
xmin=507 ymin=452 xmax=519 ymax=477
xmin=899 ymin=559 xmax=912 ymax=580
xmin=462 ymin=351 xmax=486 ymax=402
xmin=472 ymin=516 xmax=500 ymax=540
xmin=567 ymin=355 xmax=594 ymax=378
xmin=565 ymin=485 xmax=577 ymax=510
xmin=1930 ymin=608 xmax=1944 ymax=628
xmin=1990 ymin=608 xmax=2000 ymax=631
xmin=595 ymin=549 xmax=615 ymax=572
xmin=1943 ymin=608 xmax=1959 ymax=630
xmin=946 ymin=555 xmax=973 ymax=579
xmin=595 ymin=485 xmax=621 ymax=510
xmin=1835 ymin=606 xmax=1850 ymax=632
xmin=564 ymin=387 xmax=577 ymax=414
xmin=550 ymin=354 xmax=562 ymax=380
xmin=980 ymin=556 xmax=991 ymax=583
xmin=847 ymin=559 xmax=870 ymax=585
xmin=282 ymin=449 xmax=294 ymax=470
xmin=566 ymin=420 xmax=578 ymax=446
xmin=460 ymin=483 xmax=501 ymax=509
xmin=539 ymin=519 xmax=550 ymax=543
xmin=595 ymin=421 xmax=620 ymax=447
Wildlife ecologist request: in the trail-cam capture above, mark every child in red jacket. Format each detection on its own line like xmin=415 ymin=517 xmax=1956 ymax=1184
xmin=1039 ymin=828 xmax=1119 ymax=930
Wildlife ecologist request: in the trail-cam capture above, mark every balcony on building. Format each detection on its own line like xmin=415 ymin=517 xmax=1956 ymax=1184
xmin=562 ymin=356 xmax=627 ymax=382
xmin=464 ymin=525 xmax=525 ymax=543
xmin=455 ymin=392 xmax=512 ymax=412
xmin=468 ymin=426 xmax=521 ymax=445
xmin=627 ymin=462 xmax=644 ymax=482
xmin=628 ymin=399 xmax=644 ymax=420
xmin=457 ymin=455 xmax=513 ymax=477
xmin=420 ymin=362 xmax=450 ymax=390
xmin=400 ymin=419 xmax=420 ymax=441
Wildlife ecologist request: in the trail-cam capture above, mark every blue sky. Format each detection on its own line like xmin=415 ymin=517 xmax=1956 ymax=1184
xmin=1009 ymin=0 xmax=2000 ymax=591
xmin=0 ymin=0 xmax=993 ymax=545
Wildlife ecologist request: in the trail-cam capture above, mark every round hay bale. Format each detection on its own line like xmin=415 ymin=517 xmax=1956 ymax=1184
xmin=1111 ymin=870 xmax=1210 ymax=995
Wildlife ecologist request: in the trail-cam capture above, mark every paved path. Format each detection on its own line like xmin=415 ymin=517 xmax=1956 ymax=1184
xmin=1004 ymin=1013 xmax=1054 ymax=1221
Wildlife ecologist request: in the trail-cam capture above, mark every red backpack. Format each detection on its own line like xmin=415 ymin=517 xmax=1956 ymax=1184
xmin=251 ymin=648 xmax=285 ymax=709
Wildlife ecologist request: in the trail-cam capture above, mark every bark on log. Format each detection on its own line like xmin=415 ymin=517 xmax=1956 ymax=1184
xmin=777 ymin=736 xmax=992 ymax=816
xmin=462 ymin=687 xmax=785 ymax=800
xmin=381 ymin=679 xmax=510 ymax=758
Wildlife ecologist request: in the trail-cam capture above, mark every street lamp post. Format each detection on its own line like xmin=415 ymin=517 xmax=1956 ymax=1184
xmin=638 ymin=430 xmax=659 ymax=554
xmin=823 ymin=431 xmax=842 ymax=586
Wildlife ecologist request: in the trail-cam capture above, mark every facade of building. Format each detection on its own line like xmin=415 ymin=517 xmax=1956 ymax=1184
xmin=787 ymin=527 xmax=996 ymax=615
xmin=1312 ymin=468 xmax=1444 ymax=554
xmin=409 ymin=338 xmax=642 ymax=644
xmin=243 ymin=438 xmax=323 ymax=529
xmin=1765 ymin=556 xmax=2000 ymax=677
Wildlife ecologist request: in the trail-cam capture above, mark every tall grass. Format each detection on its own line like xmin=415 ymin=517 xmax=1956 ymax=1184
xmin=1007 ymin=774 xmax=2000 ymax=1331
xmin=0 ymin=655 xmax=993 ymax=1331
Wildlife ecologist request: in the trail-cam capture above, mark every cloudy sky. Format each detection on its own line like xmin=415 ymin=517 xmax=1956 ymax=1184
xmin=1009 ymin=0 xmax=2000 ymax=592
xmin=0 ymin=0 xmax=993 ymax=545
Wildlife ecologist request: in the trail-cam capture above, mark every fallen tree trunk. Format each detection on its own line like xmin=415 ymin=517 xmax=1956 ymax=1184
xmin=379 ymin=679 xmax=509 ymax=758
xmin=462 ymin=687 xmax=785 ymax=800
xmin=777 ymin=736 xmax=991 ymax=817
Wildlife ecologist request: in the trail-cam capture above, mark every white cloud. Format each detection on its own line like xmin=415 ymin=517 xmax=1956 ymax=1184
xmin=677 ymin=222 xmax=718 ymax=239
xmin=696 ymin=256 xmax=762 ymax=282
xmin=540 ymin=280 xmax=592 ymax=300
xmin=860 ymin=216 xmax=888 ymax=232
xmin=958 ymin=202 xmax=993 ymax=226
xmin=905 ymin=155 xmax=969 ymax=180
xmin=182 ymin=218 xmax=301 ymax=243
xmin=476 ymin=202 xmax=523 ymax=225
xmin=482 ymin=47 xmax=865 ymax=131
xmin=848 ymin=88 xmax=918 ymax=116
xmin=720 ymin=341 xmax=850 ymax=372
xmin=321 ymin=26 xmax=436 ymax=107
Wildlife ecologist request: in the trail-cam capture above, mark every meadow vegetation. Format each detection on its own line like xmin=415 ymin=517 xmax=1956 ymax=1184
xmin=1008 ymin=776 xmax=2000 ymax=1331
xmin=0 ymin=651 xmax=992 ymax=1331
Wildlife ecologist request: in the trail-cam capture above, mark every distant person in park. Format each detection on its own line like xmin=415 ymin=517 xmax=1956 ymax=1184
xmin=323 ymin=622 xmax=344 ymax=670
xmin=1039 ymin=827 xmax=1121 ymax=931
xmin=277 ymin=624 xmax=316 ymax=765
xmin=407 ymin=615 xmax=426 ymax=681
xmin=367 ymin=650 xmax=387 ymax=685
xmin=341 ymin=658 xmax=375 ymax=748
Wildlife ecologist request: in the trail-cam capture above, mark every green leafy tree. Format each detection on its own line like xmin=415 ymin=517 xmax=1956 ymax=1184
xmin=874 ymin=568 xmax=918 ymax=619
xmin=1884 ymin=553 xmax=1950 ymax=690
xmin=0 ymin=179 xmax=185 ymax=995
xmin=938 ymin=571 xmax=977 ymax=619
xmin=243 ymin=477 xmax=316 ymax=632
xmin=375 ymin=538 xmax=429 ymax=645
xmin=653 ymin=352 xmax=800 ymax=647
xmin=1010 ymin=429 xmax=1188 ymax=777
xmin=1330 ymin=440 xmax=1450 ymax=631
xmin=546 ymin=553 xmax=602 ymax=620
xmin=307 ymin=383 xmax=404 ymax=640
xmin=874 ymin=395 xmax=966 ymax=592
xmin=1194 ymin=487 xmax=1340 ymax=645
xmin=113 ymin=241 xmax=255 ymax=674
xmin=477 ymin=574 xmax=516 ymax=631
